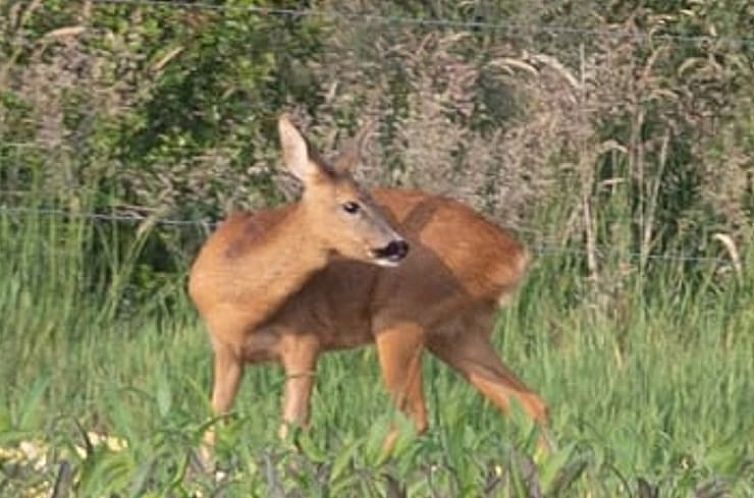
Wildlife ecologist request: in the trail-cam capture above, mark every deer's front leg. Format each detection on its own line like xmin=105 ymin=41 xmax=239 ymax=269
xmin=375 ymin=324 xmax=428 ymax=451
xmin=201 ymin=339 xmax=244 ymax=466
xmin=278 ymin=334 xmax=320 ymax=439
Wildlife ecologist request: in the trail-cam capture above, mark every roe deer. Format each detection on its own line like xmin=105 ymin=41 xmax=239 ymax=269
xmin=189 ymin=114 xmax=548 ymax=457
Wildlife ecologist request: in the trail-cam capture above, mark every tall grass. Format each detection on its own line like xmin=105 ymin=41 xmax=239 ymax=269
xmin=2 ymin=1 xmax=753 ymax=495
xmin=1 ymin=205 xmax=753 ymax=497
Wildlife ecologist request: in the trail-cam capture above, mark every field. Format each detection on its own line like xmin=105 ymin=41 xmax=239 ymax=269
xmin=2 ymin=1 xmax=754 ymax=496
xmin=1 ymin=211 xmax=752 ymax=497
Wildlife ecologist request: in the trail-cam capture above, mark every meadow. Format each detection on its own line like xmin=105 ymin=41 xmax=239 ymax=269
xmin=2 ymin=1 xmax=754 ymax=496
xmin=1 ymin=207 xmax=752 ymax=497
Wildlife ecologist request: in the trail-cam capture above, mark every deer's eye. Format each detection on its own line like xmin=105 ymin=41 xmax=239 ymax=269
xmin=342 ymin=201 xmax=361 ymax=214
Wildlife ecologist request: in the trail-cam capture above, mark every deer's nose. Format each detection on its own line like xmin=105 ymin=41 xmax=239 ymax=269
xmin=374 ymin=239 xmax=409 ymax=263
xmin=385 ymin=240 xmax=409 ymax=260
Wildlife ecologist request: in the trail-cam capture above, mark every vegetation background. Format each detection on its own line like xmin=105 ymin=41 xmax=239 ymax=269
xmin=1 ymin=0 xmax=753 ymax=496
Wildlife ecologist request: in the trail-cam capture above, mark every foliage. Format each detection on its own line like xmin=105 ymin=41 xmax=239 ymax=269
xmin=1 ymin=212 xmax=754 ymax=496
xmin=1 ymin=1 xmax=754 ymax=496
xmin=2 ymin=0 xmax=752 ymax=298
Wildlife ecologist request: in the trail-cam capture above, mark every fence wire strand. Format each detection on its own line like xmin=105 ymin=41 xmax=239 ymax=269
xmin=0 ymin=205 xmax=217 ymax=228
xmin=1 ymin=1 xmax=746 ymax=268
xmin=0 ymin=205 xmax=732 ymax=265
xmin=90 ymin=0 xmax=754 ymax=47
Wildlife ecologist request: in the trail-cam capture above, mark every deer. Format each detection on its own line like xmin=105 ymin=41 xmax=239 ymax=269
xmin=189 ymin=114 xmax=549 ymax=460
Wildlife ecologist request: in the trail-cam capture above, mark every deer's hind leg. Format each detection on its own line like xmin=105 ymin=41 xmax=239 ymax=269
xmin=426 ymin=306 xmax=548 ymax=427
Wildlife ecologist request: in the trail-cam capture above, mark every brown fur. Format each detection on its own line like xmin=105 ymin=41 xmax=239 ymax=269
xmin=189 ymin=115 xmax=548 ymax=459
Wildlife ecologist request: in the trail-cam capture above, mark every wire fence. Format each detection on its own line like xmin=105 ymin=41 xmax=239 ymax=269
xmin=0 ymin=205 xmax=216 ymax=228
xmin=90 ymin=0 xmax=754 ymax=47
xmin=1 ymin=1 xmax=748 ymax=270
xmin=0 ymin=204 xmax=733 ymax=265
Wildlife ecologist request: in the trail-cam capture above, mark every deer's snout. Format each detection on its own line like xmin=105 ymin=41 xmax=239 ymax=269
xmin=372 ymin=239 xmax=410 ymax=266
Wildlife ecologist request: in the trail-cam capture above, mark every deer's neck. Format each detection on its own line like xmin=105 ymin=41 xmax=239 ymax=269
xmin=227 ymin=203 xmax=328 ymax=326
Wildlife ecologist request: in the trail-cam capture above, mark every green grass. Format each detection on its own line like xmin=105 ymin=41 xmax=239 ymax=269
xmin=1 ymin=211 xmax=753 ymax=497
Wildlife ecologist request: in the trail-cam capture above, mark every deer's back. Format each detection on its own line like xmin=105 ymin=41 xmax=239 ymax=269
xmin=274 ymin=188 xmax=529 ymax=345
xmin=191 ymin=188 xmax=529 ymax=353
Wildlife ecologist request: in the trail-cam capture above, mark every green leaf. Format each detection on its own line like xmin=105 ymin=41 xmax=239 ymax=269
xmin=156 ymin=371 xmax=172 ymax=419
xmin=330 ymin=439 xmax=362 ymax=484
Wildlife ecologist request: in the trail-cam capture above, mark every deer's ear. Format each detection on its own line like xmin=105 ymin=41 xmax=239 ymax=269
xmin=333 ymin=120 xmax=375 ymax=174
xmin=278 ymin=114 xmax=322 ymax=184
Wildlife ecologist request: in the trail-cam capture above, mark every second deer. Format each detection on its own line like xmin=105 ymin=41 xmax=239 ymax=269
xmin=189 ymin=114 xmax=548 ymax=456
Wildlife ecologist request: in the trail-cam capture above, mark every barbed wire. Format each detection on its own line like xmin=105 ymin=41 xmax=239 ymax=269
xmin=90 ymin=0 xmax=754 ymax=47
xmin=0 ymin=204 xmax=733 ymax=265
